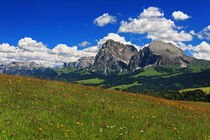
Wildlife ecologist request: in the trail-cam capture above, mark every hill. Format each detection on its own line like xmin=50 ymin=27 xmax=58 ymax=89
xmin=0 ymin=75 xmax=209 ymax=139
xmin=53 ymin=64 xmax=210 ymax=93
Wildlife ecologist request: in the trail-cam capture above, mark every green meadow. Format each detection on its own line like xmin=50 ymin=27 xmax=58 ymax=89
xmin=0 ymin=75 xmax=209 ymax=139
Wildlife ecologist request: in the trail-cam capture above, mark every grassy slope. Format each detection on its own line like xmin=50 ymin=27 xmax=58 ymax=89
xmin=109 ymin=81 xmax=143 ymax=90
xmin=78 ymin=78 xmax=105 ymax=84
xmin=0 ymin=75 xmax=209 ymax=139
xmin=180 ymin=87 xmax=210 ymax=94
xmin=130 ymin=67 xmax=168 ymax=78
xmin=58 ymin=66 xmax=210 ymax=93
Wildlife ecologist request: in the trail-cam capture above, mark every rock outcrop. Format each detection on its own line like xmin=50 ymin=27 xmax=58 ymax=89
xmin=64 ymin=56 xmax=95 ymax=70
xmin=129 ymin=41 xmax=195 ymax=70
xmin=92 ymin=39 xmax=138 ymax=73
xmin=0 ymin=62 xmax=40 ymax=75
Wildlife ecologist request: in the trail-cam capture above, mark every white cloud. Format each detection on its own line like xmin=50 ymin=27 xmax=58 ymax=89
xmin=0 ymin=37 xmax=99 ymax=68
xmin=118 ymin=7 xmax=193 ymax=42
xmin=190 ymin=25 xmax=210 ymax=40
xmin=97 ymin=33 xmax=141 ymax=50
xmin=1 ymin=34 xmax=141 ymax=68
xmin=78 ymin=41 xmax=91 ymax=47
xmin=94 ymin=13 xmax=117 ymax=27
xmin=177 ymin=41 xmax=210 ymax=60
xmin=140 ymin=7 xmax=164 ymax=18
xmin=192 ymin=41 xmax=210 ymax=60
xmin=199 ymin=25 xmax=210 ymax=40
xmin=172 ymin=11 xmax=190 ymax=20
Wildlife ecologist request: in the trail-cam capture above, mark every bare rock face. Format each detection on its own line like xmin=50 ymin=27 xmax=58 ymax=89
xmin=65 ymin=56 xmax=95 ymax=69
xmin=129 ymin=41 xmax=195 ymax=70
xmin=92 ymin=39 xmax=138 ymax=73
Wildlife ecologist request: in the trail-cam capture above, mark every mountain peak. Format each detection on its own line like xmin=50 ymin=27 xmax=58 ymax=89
xmin=148 ymin=40 xmax=185 ymax=56
xmin=129 ymin=41 xmax=195 ymax=70
xmin=92 ymin=40 xmax=138 ymax=73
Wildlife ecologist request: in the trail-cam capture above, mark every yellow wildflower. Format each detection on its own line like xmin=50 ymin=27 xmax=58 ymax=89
xmin=39 ymin=128 xmax=43 ymax=131
xmin=174 ymin=127 xmax=177 ymax=131
xmin=76 ymin=122 xmax=80 ymax=125
xmin=81 ymin=123 xmax=84 ymax=126
xmin=60 ymin=124 xmax=64 ymax=128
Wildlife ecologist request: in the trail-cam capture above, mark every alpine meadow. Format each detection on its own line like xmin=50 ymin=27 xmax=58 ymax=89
xmin=0 ymin=0 xmax=210 ymax=139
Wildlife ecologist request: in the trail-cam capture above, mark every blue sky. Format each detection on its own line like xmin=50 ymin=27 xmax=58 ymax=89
xmin=0 ymin=0 xmax=209 ymax=67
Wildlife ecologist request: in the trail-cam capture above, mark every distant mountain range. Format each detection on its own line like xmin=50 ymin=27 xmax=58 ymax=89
xmin=64 ymin=40 xmax=206 ymax=73
xmin=0 ymin=40 xmax=210 ymax=94
xmin=0 ymin=62 xmax=40 ymax=75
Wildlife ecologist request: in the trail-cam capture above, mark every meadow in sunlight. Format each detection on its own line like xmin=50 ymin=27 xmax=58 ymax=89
xmin=0 ymin=75 xmax=209 ymax=139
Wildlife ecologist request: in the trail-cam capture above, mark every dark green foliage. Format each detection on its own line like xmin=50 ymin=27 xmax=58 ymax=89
xmin=145 ymin=89 xmax=209 ymax=102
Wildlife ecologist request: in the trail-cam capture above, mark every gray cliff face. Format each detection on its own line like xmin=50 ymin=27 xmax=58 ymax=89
xmin=129 ymin=41 xmax=195 ymax=70
xmin=0 ymin=62 xmax=40 ymax=75
xmin=92 ymin=39 xmax=138 ymax=73
xmin=65 ymin=56 xmax=95 ymax=69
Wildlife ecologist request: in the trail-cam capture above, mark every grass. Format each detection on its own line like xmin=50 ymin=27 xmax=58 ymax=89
xmin=180 ymin=87 xmax=210 ymax=94
xmin=110 ymin=81 xmax=143 ymax=90
xmin=130 ymin=68 xmax=168 ymax=78
xmin=55 ymin=67 xmax=76 ymax=75
xmin=78 ymin=78 xmax=104 ymax=84
xmin=0 ymin=75 xmax=209 ymax=139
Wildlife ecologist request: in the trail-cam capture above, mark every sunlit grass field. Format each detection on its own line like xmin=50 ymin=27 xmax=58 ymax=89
xmin=180 ymin=87 xmax=210 ymax=94
xmin=0 ymin=75 xmax=209 ymax=139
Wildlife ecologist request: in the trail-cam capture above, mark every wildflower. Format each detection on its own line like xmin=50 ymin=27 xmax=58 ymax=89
xmin=140 ymin=130 xmax=144 ymax=133
xmin=60 ymin=124 xmax=64 ymax=128
xmin=151 ymin=115 xmax=155 ymax=119
xmin=17 ymin=92 xmax=22 ymax=95
xmin=81 ymin=123 xmax=84 ymax=126
xmin=57 ymin=124 xmax=60 ymax=128
xmin=11 ymin=133 xmax=14 ymax=136
xmin=76 ymin=122 xmax=80 ymax=125
xmin=120 ymin=133 xmax=123 ymax=135
xmin=48 ymin=123 xmax=53 ymax=126
xmin=174 ymin=127 xmax=177 ymax=131
xmin=39 ymin=128 xmax=43 ymax=132
xmin=99 ymin=128 xmax=103 ymax=132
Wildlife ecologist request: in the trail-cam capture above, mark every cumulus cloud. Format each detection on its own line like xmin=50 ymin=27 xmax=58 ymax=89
xmin=189 ymin=25 xmax=210 ymax=40
xmin=94 ymin=13 xmax=117 ymax=27
xmin=0 ymin=34 xmax=141 ymax=68
xmin=0 ymin=37 xmax=99 ymax=68
xmin=97 ymin=33 xmax=141 ymax=50
xmin=177 ymin=41 xmax=210 ymax=60
xmin=78 ymin=41 xmax=91 ymax=47
xmin=118 ymin=7 xmax=193 ymax=42
xmin=172 ymin=11 xmax=190 ymax=20
xmin=199 ymin=25 xmax=210 ymax=40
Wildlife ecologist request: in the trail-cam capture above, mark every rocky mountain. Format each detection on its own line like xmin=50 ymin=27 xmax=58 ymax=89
xmin=92 ymin=39 xmax=138 ymax=73
xmin=0 ymin=62 xmax=40 ymax=75
xmin=129 ymin=41 xmax=195 ymax=70
xmin=64 ymin=56 xmax=95 ymax=69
